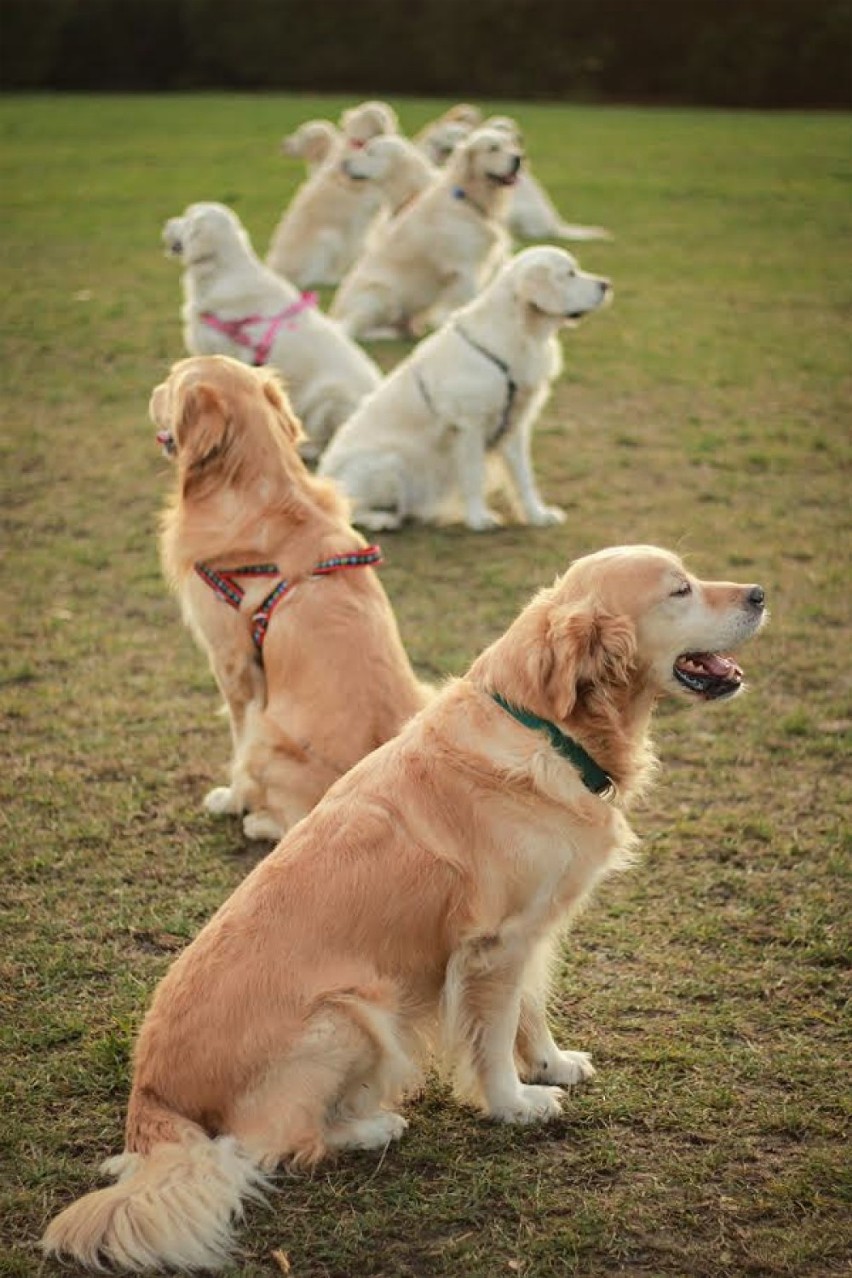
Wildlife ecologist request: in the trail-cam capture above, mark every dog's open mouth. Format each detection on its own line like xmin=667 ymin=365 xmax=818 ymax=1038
xmin=156 ymin=429 xmax=177 ymax=457
xmin=673 ymin=652 xmax=744 ymax=700
xmin=488 ymin=171 xmax=520 ymax=186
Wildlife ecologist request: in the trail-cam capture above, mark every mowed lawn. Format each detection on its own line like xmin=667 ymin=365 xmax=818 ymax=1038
xmin=1 ymin=94 xmax=850 ymax=1278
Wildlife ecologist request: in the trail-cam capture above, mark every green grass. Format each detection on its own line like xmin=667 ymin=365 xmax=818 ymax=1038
xmin=1 ymin=94 xmax=851 ymax=1277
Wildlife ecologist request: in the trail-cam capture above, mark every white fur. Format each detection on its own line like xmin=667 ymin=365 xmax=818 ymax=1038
xmin=320 ymin=245 xmax=611 ymax=530
xmin=163 ymin=202 xmax=381 ymax=455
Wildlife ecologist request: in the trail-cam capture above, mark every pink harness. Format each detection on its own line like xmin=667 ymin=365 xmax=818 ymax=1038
xmin=194 ymin=546 xmax=384 ymax=658
xmin=200 ymin=292 xmax=318 ymax=366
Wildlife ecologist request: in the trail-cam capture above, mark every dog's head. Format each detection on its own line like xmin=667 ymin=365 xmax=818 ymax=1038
xmin=281 ymin=119 xmax=339 ymax=166
xmin=161 ymin=202 xmax=250 ymax=270
xmin=451 ymin=126 xmax=524 ymax=191
xmin=340 ymin=100 xmax=399 ymax=148
xmin=149 ymin=355 xmax=304 ymax=497
xmin=420 ymin=119 xmax=472 ymax=167
xmin=342 ymin=134 xmax=405 ymax=183
xmin=509 ymin=246 xmax=612 ymax=326
xmin=474 ymin=546 xmax=767 ymax=790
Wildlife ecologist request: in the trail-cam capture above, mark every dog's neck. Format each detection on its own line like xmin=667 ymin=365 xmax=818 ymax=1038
xmin=449 ymin=172 xmax=511 ymax=221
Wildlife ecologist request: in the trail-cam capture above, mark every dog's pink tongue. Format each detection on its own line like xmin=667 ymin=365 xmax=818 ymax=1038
xmin=702 ymin=653 xmax=739 ymax=678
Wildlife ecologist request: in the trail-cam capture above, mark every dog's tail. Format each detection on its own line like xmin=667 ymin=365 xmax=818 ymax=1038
xmin=554 ymin=221 xmax=613 ymax=242
xmin=42 ymin=1100 xmax=268 ymax=1273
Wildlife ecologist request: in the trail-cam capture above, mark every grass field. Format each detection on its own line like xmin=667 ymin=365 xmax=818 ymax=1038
xmin=1 ymin=94 xmax=850 ymax=1278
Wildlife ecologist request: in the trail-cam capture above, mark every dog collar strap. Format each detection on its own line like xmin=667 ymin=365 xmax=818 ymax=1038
xmin=451 ymin=185 xmax=489 ymax=218
xmin=195 ymin=546 xmax=383 ymax=656
xmin=490 ymin=692 xmax=613 ymax=797
xmin=453 ymin=324 xmax=517 ymax=445
xmin=200 ymin=293 xmax=319 ymax=366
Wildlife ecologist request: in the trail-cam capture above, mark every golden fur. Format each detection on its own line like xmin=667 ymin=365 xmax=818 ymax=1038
xmin=151 ymin=354 xmax=429 ymax=841
xmin=43 ymin=545 xmax=766 ymax=1273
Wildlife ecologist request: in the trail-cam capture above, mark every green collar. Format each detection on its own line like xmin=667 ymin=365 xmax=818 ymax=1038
xmin=490 ymin=692 xmax=614 ymax=797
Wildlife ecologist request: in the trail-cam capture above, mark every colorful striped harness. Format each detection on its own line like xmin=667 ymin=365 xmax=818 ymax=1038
xmin=200 ymin=292 xmax=318 ymax=367
xmin=194 ymin=545 xmax=383 ymax=657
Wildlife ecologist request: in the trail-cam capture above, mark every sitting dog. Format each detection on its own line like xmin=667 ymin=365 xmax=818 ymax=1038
xmin=163 ymin=202 xmax=381 ymax=456
xmin=485 ymin=115 xmax=612 ymax=243
xmin=150 ymin=355 xmax=429 ymax=840
xmin=267 ymin=100 xmax=397 ymax=287
xmin=43 ymin=545 xmax=767 ymax=1273
xmin=330 ymin=126 xmax=522 ymax=340
xmin=343 ymin=133 xmax=438 ymax=222
xmin=280 ymin=118 xmax=340 ymax=174
xmin=320 ymin=246 xmax=611 ymax=531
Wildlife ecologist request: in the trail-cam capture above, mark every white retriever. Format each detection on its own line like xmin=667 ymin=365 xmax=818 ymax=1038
xmin=414 ymin=102 xmax=482 ymax=163
xmin=266 ymin=101 xmax=397 ymax=287
xmin=280 ymin=118 xmax=340 ymax=173
xmin=485 ymin=116 xmax=612 ymax=243
xmin=343 ymin=133 xmax=437 ymax=221
xmin=330 ymin=126 xmax=523 ymax=341
xmin=320 ymin=246 xmax=611 ymax=530
xmin=163 ymin=202 xmax=381 ymax=455
xmin=43 ymin=544 xmax=767 ymax=1274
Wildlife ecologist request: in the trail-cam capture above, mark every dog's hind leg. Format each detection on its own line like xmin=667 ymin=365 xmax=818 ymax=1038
xmin=229 ymin=992 xmax=413 ymax=1168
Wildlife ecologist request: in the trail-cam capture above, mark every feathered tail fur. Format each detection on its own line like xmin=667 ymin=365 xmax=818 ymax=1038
xmin=42 ymin=1134 xmax=268 ymax=1273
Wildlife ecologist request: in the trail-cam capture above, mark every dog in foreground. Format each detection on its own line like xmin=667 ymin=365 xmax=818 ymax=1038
xmin=152 ymin=355 xmax=429 ymax=840
xmin=43 ymin=546 xmax=766 ymax=1272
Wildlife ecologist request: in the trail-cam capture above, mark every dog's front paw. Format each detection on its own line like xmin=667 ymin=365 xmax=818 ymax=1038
xmin=465 ymin=507 xmax=502 ymax=533
xmin=527 ymin=504 xmax=566 ymax=527
xmin=527 ymin=1051 xmax=596 ymax=1088
xmin=203 ymin=786 xmax=243 ymax=816
xmin=489 ymin=1084 xmax=563 ymax=1125
xmin=243 ymin=811 xmax=285 ymax=842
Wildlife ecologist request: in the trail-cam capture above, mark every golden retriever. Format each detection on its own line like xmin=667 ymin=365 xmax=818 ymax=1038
xmin=150 ymin=355 xmax=429 ymax=841
xmin=43 ymin=545 xmax=766 ymax=1273
xmin=414 ymin=102 xmax=483 ymax=164
xmin=320 ymin=246 xmax=611 ymax=531
xmin=485 ymin=115 xmax=612 ymax=243
xmin=267 ymin=101 xmax=397 ymax=287
xmin=163 ymin=202 xmax=381 ymax=457
xmin=342 ymin=133 xmax=438 ymax=221
xmin=280 ymin=118 xmax=340 ymax=173
xmin=330 ymin=126 xmax=522 ymax=340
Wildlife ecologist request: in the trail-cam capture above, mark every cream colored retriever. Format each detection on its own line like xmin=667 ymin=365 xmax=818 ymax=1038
xmin=150 ymin=355 xmax=428 ymax=841
xmin=163 ymin=202 xmax=380 ymax=456
xmin=320 ymin=246 xmax=611 ymax=531
xmin=280 ymin=118 xmax=340 ymax=173
xmin=485 ymin=115 xmax=612 ymax=243
xmin=414 ymin=102 xmax=482 ymax=163
xmin=343 ymin=133 xmax=438 ymax=221
xmin=267 ymin=100 xmax=397 ymax=287
xmin=43 ymin=545 xmax=767 ymax=1272
xmin=330 ymin=126 xmax=522 ymax=340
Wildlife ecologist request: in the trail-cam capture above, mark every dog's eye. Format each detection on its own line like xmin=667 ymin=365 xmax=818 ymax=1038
xmin=670 ymin=581 xmax=692 ymax=597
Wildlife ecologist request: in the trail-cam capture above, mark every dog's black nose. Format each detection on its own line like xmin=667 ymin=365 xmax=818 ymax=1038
xmin=747 ymin=585 xmax=766 ymax=610
xmin=599 ymin=279 xmax=612 ymax=296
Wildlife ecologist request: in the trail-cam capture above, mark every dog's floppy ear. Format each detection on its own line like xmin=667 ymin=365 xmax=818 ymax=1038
xmin=259 ymin=371 xmax=305 ymax=446
xmin=544 ymin=607 xmax=637 ymax=723
xmin=175 ymin=381 xmax=230 ymax=472
xmin=515 ymin=260 xmax=564 ymax=315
